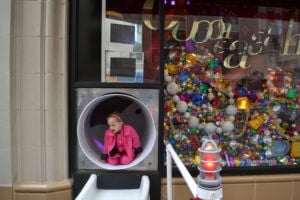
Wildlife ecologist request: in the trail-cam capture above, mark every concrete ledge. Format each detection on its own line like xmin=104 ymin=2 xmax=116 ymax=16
xmin=14 ymin=179 xmax=73 ymax=193
xmin=14 ymin=179 xmax=72 ymax=200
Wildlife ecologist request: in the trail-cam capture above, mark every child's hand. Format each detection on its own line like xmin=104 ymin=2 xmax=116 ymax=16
xmin=100 ymin=159 xmax=107 ymax=163
xmin=135 ymin=153 xmax=141 ymax=158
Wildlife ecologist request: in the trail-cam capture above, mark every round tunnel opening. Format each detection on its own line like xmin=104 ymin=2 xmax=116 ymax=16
xmin=77 ymin=93 xmax=157 ymax=170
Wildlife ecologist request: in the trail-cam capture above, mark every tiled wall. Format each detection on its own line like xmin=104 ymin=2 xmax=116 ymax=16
xmin=161 ymin=174 xmax=300 ymax=200
xmin=0 ymin=0 xmax=12 ymax=187
xmin=12 ymin=0 xmax=68 ymax=183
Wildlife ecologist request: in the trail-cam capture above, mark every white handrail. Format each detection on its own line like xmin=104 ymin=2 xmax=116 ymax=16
xmin=166 ymin=143 xmax=198 ymax=200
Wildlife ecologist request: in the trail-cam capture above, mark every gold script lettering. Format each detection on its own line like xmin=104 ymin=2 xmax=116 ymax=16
xmin=172 ymin=19 xmax=227 ymax=43
xmin=224 ymin=40 xmax=251 ymax=69
xmin=281 ymin=19 xmax=300 ymax=55
xmin=247 ymin=31 xmax=265 ymax=55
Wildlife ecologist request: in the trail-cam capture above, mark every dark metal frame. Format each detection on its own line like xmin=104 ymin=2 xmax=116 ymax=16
xmin=69 ymin=0 xmax=300 ymax=199
xmin=68 ymin=0 xmax=164 ymax=199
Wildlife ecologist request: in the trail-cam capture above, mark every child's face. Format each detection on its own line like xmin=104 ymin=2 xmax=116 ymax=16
xmin=107 ymin=117 xmax=123 ymax=133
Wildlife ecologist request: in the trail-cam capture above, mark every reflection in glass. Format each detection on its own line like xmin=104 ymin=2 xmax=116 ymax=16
xmin=163 ymin=5 xmax=300 ymax=170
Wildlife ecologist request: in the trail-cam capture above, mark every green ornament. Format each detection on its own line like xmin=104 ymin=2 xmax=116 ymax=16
xmin=276 ymin=155 xmax=282 ymax=161
xmin=190 ymin=128 xmax=197 ymax=133
xmin=250 ymin=130 xmax=256 ymax=136
xmin=273 ymin=100 xmax=280 ymax=106
xmin=263 ymin=145 xmax=269 ymax=150
xmin=288 ymin=103 xmax=296 ymax=109
xmin=208 ymin=59 xmax=215 ymax=70
xmin=263 ymin=92 xmax=269 ymax=98
xmin=199 ymin=84 xmax=209 ymax=93
xmin=286 ymin=88 xmax=298 ymax=99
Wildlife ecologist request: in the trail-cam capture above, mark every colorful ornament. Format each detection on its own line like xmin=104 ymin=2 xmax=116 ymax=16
xmin=163 ymin=34 xmax=300 ymax=168
xmin=204 ymin=122 xmax=217 ymax=135
xmin=166 ymin=63 xmax=179 ymax=74
xmin=237 ymin=97 xmax=250 ymax=110
xmin=248 ymin=114 xmax=264 ymax=130
xmin=225 ymin=105 xmax=238 ymax=116
xmin=188 ymin=116 xmax=200 ymax=128
xmin=221 ymin=121 xmax=235 ymax=132
xmin=166 ymin=82 xmax=179 ymax=95
xmin=176 ymin=101 xmax=188 ymax=113
xmin=291 ymin=141 xmax=300 ymax=158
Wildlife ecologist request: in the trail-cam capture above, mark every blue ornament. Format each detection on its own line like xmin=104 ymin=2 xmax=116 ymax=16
xmin=169 ymin=139 xmax=176 ymax=145
xmin=214 ymin=59 xmax=219 ymax=68
xmin=258 ymin=138 xmax=264 ymax=144
xmin=192 ymin=94 xmax=205 ymax=106
xmin=270 ymin=140 xmax=290 ymax=157
xmin=259 ymin=98 xmax=269 ymax=107
xmin=237 ymin=87 xmax=247 ymax=96
xmin=240 ymin=160 xmax=248 ymax=167
xmin=280 ymin=103 xmax=287 ymax=110
xmin=179 ymin=71 xmax=190 ymax=82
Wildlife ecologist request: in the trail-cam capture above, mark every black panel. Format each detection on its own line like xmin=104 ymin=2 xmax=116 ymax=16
xmin=110 ymin=24 xmax=135 ymax=44
xmin=77 ymin=0 xmax=101 ymax=81
xmin=97 ymin=173 xmax=141 ymax=189
xmin=110 ymin=58 xmax=136 ymax=77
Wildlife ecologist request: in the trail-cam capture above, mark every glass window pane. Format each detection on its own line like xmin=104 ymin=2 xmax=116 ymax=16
xmin=163 ymin=3 xmax=300 ymax=170
xmin=102 ymin=0 xmax=161 ymax=83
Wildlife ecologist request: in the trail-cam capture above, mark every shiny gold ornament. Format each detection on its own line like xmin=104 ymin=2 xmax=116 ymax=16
xmin=248 ymin=114 xmax=264 ymax=130
xmin=234 ymin=157 xmax=241 ymax=166
xmin=165 ymin=125 xmax=170 ymax=131
xmin=269 ymin=125 xmax=276 ymax=130
xmin=194 ymin=150 xmax=200 ymax=165
xmin=166 ymin=63 xmax=179 ymax=74
xmin=237 ymin=97 xmax=250 ymax=110
xmin=291 ymin=141 xmax=300 ymax=158
xmin=186 ymin=83 xmax=193 ymax=89
xmin=185 ymin=53 xmax=197 ymax=65
xmin=214 ymin=79 xmax=229 ymax=93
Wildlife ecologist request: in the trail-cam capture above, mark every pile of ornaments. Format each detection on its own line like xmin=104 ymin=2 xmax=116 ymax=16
xmin=163 ymin=40 xmax=300 ymax=168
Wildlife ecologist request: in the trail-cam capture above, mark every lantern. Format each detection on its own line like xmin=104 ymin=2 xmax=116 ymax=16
xmin=198 ymin=139 xmax=222 ymax=188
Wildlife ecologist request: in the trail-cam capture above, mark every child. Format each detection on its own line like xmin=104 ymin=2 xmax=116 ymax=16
xmin=100 ymin=112 xmax=143 ymax=165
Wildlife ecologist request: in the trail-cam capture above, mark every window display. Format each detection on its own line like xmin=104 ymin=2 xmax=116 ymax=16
xmin=102 ymin=0 xmax=160 ymax=83
xmin=163 ymin=4 xmax=300 ymax=171
xmin=74 ymin=0 xmax=300 ymax=174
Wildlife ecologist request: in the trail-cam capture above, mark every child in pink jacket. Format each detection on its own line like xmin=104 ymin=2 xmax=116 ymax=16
xmin=100 ymin=112 xmax=143 ymax=165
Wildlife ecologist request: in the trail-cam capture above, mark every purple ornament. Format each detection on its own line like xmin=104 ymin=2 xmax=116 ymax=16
xmin=179 ymin=94 xmax=190 ymax=102
xmin=191 ymin=65 xmax=201 ymax=74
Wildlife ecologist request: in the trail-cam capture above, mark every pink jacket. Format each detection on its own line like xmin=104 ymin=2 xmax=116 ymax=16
xmin=101 ymin=124 xmax=142 ymax=161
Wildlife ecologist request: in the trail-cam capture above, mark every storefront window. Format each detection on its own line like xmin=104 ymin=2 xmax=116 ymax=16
xmin=102 ymin=0 xmax=161 ymax=83
xmin=163 ymin=2 xmax=300 ymax=171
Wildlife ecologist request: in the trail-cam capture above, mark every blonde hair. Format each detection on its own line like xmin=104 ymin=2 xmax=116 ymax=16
xmin=107 ymin=112 xmax=123 ymax=123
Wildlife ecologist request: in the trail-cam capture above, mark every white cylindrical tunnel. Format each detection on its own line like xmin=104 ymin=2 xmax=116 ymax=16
xmin=77 ymin=93 xmax=157 ymax=170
